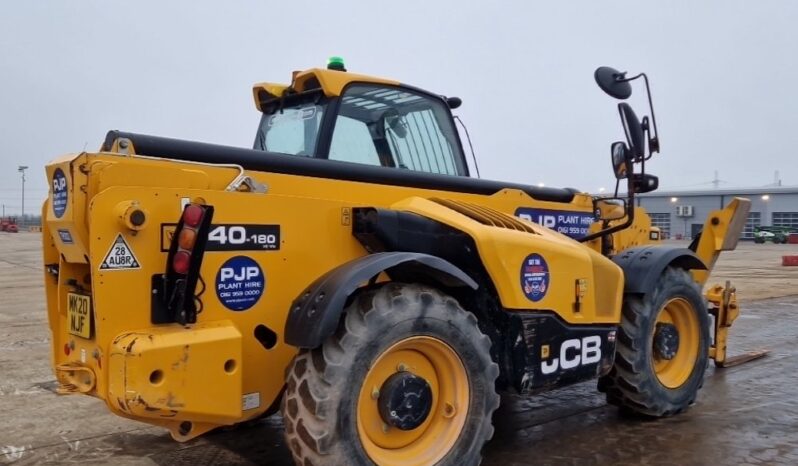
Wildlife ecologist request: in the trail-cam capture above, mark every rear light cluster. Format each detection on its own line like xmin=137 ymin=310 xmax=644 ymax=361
xmin=173 ymin=204 xmax=205 ymax=274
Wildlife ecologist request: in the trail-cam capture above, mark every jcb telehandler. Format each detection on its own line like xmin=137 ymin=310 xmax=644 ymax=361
xmin=44 ymin=58 xmax=754 ymax=465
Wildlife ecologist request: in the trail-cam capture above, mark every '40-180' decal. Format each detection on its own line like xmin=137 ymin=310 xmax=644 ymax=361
xmin=160 ymin=224 xmax=280 ymax=251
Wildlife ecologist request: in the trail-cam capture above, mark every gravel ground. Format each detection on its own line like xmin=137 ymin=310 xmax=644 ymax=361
xmin=1 ymin=233 xmax=796 ymax=465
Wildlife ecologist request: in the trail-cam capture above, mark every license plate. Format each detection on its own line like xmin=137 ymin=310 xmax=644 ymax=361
xmin=67 ymin=293 xmax=92 ymax=339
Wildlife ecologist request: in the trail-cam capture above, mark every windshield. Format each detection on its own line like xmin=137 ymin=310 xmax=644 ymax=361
xmin=254 ymin=94 xmax=326 ymax=156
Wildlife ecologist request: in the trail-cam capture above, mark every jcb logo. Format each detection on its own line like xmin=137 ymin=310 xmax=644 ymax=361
xmin=53 ymin=176 xmax=66 ymax=191
xmin=220 ymin=266 xmax=260 ymax=282
xmin=541 ymin=336 xmax=601 ymax=375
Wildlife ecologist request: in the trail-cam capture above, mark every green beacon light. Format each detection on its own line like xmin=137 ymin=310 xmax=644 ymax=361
xmin=327 ymin=56 xmax=347 ymax=72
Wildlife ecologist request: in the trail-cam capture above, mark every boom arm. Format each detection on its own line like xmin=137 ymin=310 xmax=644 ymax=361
xmin=686 ymin=197 xmax=768 ymax=367
xmin=688 ymin=197 xmax=751 ymax=286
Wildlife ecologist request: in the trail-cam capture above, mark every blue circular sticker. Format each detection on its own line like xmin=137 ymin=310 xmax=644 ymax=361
xmin=215 ymin=256 xmax=265 ymax=311
xmin=521 ymin=253 xmax=550 ymax=302
xmin=52 ymin=168 xmax=68 ymax=218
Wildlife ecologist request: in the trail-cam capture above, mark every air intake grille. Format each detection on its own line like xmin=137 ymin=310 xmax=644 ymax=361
xmin=431 ymin=198 xmax=537 ymax=234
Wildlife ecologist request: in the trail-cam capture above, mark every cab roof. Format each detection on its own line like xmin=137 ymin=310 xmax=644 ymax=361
xmin=252 ymin=68 xmax=400 ymax=111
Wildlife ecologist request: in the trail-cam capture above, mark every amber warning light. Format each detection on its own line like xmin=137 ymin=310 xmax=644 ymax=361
xmin=172 ymin=205 xmax=206 ymax=274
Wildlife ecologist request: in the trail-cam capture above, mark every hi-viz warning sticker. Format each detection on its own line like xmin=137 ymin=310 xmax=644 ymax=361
xmin=100 ymin=234 xmax=141 ymax=270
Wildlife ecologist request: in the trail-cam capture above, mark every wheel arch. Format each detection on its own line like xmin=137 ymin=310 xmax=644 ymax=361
xmin=612 ymin=245 xmax=707 ymax=295
xmin=283 ymin=252 xmax=478 ymax=349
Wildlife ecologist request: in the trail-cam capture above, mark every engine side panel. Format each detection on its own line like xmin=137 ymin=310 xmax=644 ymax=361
xmin=388 ymin=197 xmax=625 ymax=324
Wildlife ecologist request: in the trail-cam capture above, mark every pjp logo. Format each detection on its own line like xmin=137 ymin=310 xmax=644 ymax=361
xmin=521 ymin=213 xmax=556 ymax=229
xmin=51 ymin=168 xmax=68 ymax=218
xmin=220 ymin=266 xmax=260 ymax=282
xmin=53 ymin=176 xmax=66 ymax=191
xmin=215 ymin=256 xmax=264 ymax=311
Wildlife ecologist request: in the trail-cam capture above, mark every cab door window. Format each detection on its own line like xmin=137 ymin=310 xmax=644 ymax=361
xmin=329 ymin=84 xmax=467 ymax=176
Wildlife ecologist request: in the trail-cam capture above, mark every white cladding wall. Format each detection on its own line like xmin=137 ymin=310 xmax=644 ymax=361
xmin=637 ymin=192 xmax=798 ymax=239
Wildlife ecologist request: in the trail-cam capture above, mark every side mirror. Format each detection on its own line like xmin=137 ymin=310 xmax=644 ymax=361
xmin=619 ymin=103 xmax=645 ymax=160
xmin=611 ymin=141 xmax=630 ymax=179
xmin=446 ymin=96 xmax=462 ymax=109
xmin=594 ymin=198 xmax=627 ymax=221
xmin=594 ymin=67 xmax=632 ymax=100
xmin=632 ymin=173 xmax=659 ymax=193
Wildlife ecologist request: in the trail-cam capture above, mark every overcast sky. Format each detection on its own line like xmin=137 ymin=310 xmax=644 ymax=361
xmin=1 ymin=1 xmax=797 ymax=216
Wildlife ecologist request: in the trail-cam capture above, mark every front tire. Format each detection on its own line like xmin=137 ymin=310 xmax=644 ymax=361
xmin=599 ymin=267 xmax=710 ymax=417
xmin=282 ymin=283 xmax=500 ymax=466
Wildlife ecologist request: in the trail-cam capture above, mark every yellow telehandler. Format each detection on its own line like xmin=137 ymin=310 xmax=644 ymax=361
xmin=43 ymin=58 xmax=755 ymax=465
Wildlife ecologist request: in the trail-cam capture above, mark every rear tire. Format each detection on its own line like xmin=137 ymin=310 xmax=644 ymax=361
xmin=282 ymin=283 xmax=500 ymax=466
xmin=599 ymin=267 xmax=709 ymax=417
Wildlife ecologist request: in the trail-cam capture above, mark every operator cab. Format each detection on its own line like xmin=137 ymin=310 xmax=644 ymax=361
xmin=247 ymin=58 xmax=588 ymax=205
xmin=253 ymin=59 xmax=469 ymax=177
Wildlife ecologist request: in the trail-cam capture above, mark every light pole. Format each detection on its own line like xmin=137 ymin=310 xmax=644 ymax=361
xmin=18 ymin=166 xmax=28 ymax=226
xmin=762 ymin=194 xmax=770 ymax=226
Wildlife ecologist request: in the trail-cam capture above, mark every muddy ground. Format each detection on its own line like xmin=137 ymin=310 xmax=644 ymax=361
xmin=1 ymin=233 xmax=797 ymax=465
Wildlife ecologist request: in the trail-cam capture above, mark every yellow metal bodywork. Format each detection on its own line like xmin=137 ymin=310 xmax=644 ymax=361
xmin=688 ymin=197 xmax=751 ymax=286
xmin=107 ymin=322 xmax=242 ymax=433
xmin=394 ymin=197 xmax=623 ymax=322
xmin=597 ymin=206 xmax=662 ymax=255
xmin=683 ymin=197 xmax=756 ymax=367
xmin=705 ymin=279 xmax=768 ymax=367
xmin=253 ymin=68 xmax=400 ymax=110
xmin=706 ymin=282 xmax=739 ymax=365
xmin=43 ymin=150 xmax=628 ymax=439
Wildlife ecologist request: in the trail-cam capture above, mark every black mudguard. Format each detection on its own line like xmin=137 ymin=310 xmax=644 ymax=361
xmin=612 ymin=245 xmax=706 ymax=294
xmin=284 ymin=252 xmax=478 ymax=349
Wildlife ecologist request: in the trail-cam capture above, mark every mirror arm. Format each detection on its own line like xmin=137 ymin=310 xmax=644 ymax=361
xmin=641 ymin=73 xmax=659 ymax=154
xmin=619 ymin=72 xmax=660 ymax=156
xmin=578 ymin=166 xmax=636 ymax=244
xmin=577 ymin=203 xmax=635 ymax=243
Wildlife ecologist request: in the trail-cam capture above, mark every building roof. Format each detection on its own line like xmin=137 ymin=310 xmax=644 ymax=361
xmin=638 ymin=186 xmax=798 ymax=198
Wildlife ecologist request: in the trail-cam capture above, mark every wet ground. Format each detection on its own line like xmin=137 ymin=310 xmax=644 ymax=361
xmin=1 ymin=234 xmax=797 ymax=465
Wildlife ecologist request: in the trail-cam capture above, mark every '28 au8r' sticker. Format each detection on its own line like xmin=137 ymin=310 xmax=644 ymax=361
xmin=100 ymin=234 xmax=141 ymax=270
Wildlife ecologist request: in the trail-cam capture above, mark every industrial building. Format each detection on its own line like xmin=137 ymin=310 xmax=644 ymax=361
xmin=637 ymin=187 xmax=798 ymax=240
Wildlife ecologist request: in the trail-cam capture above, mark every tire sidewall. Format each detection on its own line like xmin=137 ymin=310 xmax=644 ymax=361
xmin=642 ymin=271 xmax=710 ymax=406
xmin=334 ymin=299 xmax=494 ymax=465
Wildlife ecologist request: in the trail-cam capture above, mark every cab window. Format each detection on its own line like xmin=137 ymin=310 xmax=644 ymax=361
xmin=329 ymin=115 xmax=381 ymax=166
xmin=254 ymin=93 xmax=324 ymax=156
xmin=329 ymin=84 xmax=466 ymax=176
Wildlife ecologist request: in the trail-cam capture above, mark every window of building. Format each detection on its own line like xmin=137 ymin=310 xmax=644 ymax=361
xmin=743 ymin=212 xmax=761 ymax=239
xmin=648 ymin=213 xmax=671 ymax=239
xmin=773 ymin=212 xmax=798 ymax=230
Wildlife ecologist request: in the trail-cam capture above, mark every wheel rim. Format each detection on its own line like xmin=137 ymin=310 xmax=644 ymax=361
xmin=357 ymin=336 xmax=469 ymax=466
xmin=651 ymin=297 xmax=700 ymax=388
